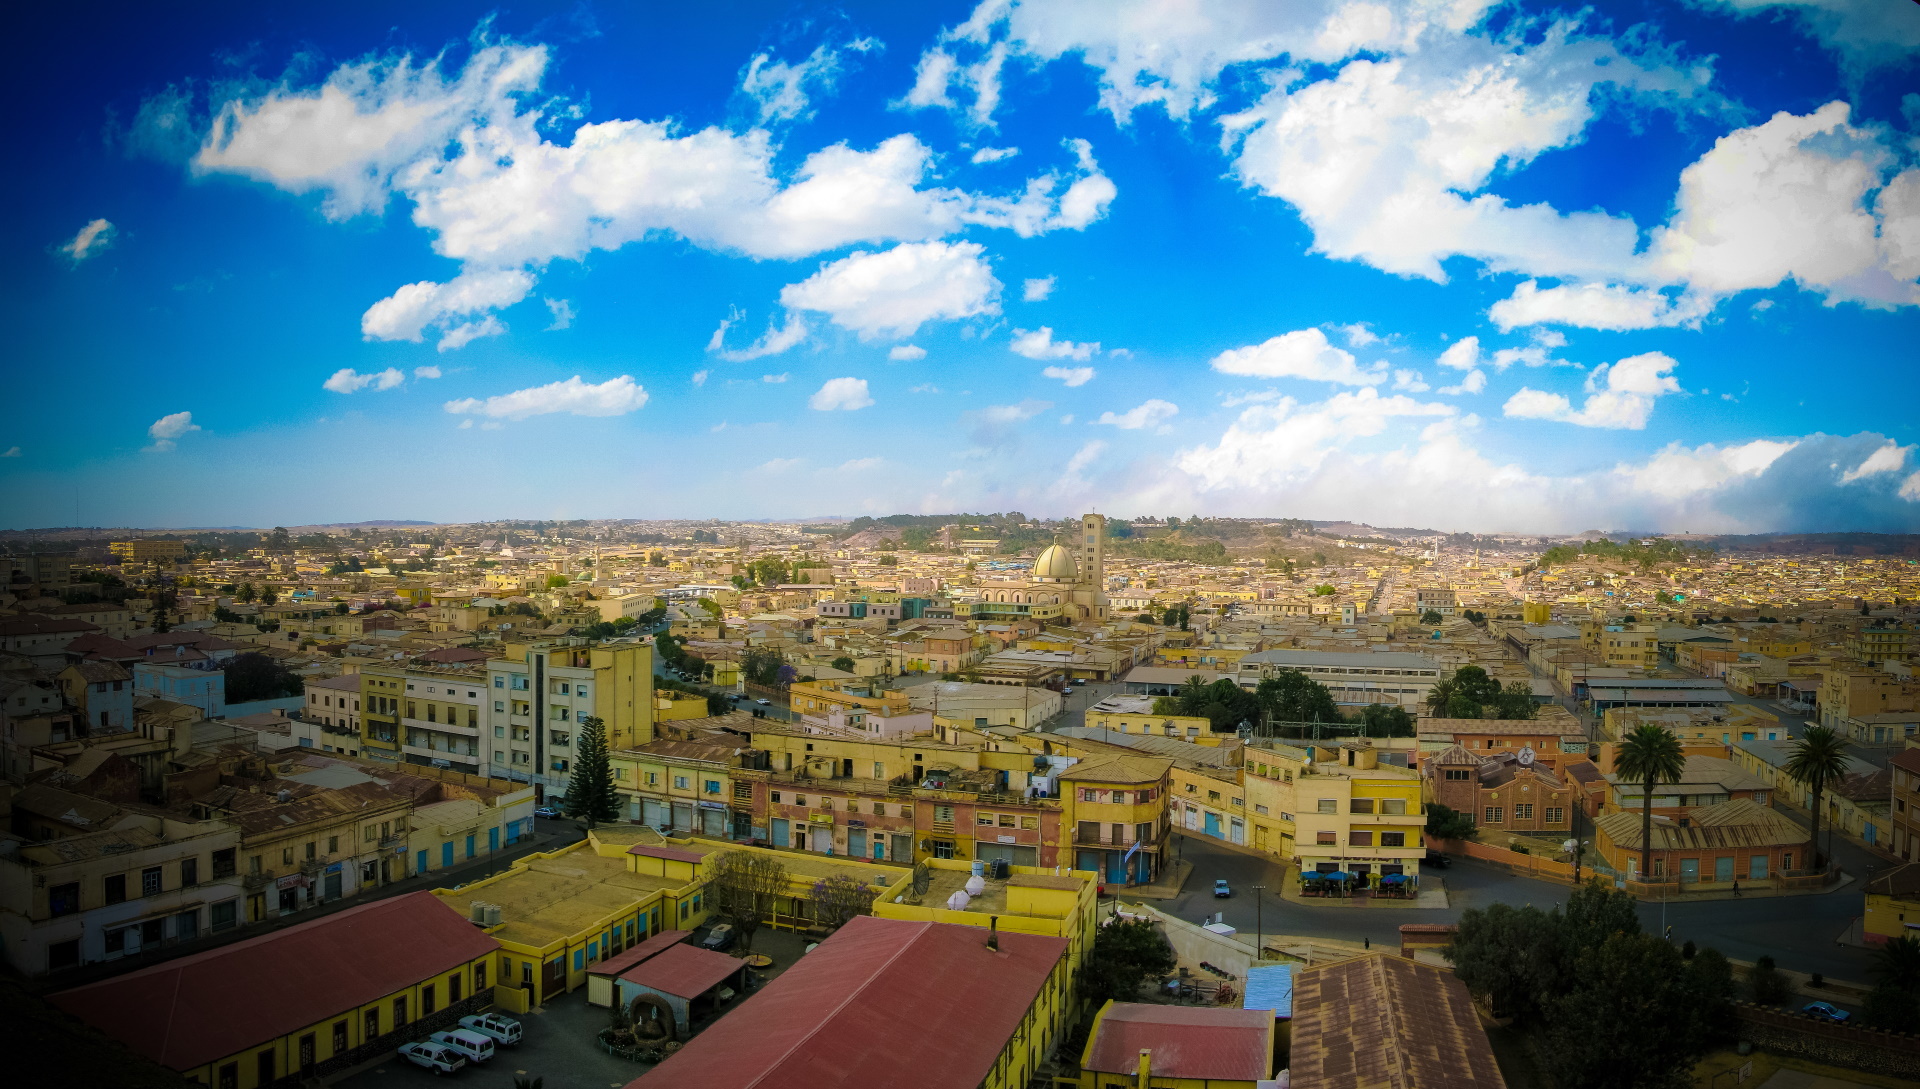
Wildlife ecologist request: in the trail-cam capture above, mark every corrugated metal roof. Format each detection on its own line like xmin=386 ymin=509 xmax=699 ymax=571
xmin=1084 ymin=1003 xmax=1273 ymax=1080
xmin=1242 ymin=964 xmax=1294 ymax=1019
xmin=588 ymin=929 xmax=691 ymax=978
xmin=1289 ymin=954 xmax=1505 ymax=1089
xmin=1240 ymin=649 xmax=1441 ymax=669
xmin=50 ymin=892 xmax=496 ymax=1072
xmin=619 ymin=942 xmax=743 ymax=999
xmin=631 ymin=916 xmax=1065 ymax=1089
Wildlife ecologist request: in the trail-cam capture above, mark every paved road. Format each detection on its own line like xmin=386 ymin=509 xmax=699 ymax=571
xmin=1159 ymin=834 xmax=1877 ymax=985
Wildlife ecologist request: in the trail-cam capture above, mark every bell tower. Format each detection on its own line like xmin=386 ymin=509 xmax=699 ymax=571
xmin=1078 ymin=513 xmax=1107 ymax=620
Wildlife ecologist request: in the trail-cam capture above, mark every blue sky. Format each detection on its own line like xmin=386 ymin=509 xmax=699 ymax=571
xmin=5 ymin=0 xmax=1919 ymax=532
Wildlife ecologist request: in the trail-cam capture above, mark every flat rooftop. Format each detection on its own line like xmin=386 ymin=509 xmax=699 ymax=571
xmin=466 ymin=847 xmax=712 ymax=949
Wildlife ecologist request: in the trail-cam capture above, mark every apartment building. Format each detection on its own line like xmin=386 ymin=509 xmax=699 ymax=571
xmin=1582 ymin=620 xmax=1659 ymax=670
xmin=1820 ymin=668 xmax=1920 ymax=730
xmin=55 ymin=658 xmax=134 ymax=734
xmin=359 ymin=657 xmax=486 ymax=775
xmin=1291 ymin=741 xmax=1424 ymax=881
xmin=301 ymin=673 xmax=363 ymax=755
xmin=483 ymin=639 xmax=654 ymax=796
xmin=0 ymin=786 xmax=242 ymax=976
xmin=1891 ymin=749 xmax=1920 ymax=863
xmin=1060 ymin=755 xmax=1175 ymax=886
xmin=612 ymin=737 xmax=749 ymax=839
xmin=1850 ymin=625 xmax=1913 ymax=666
xmin=1242 ymin=742 xmax=1310 ymax=859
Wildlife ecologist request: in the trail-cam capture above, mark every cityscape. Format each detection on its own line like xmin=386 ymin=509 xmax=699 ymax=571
xmin=7 ymin=3 xmax=1920 ymax=1089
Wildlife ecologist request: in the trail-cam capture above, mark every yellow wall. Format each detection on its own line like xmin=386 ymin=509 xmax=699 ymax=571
xmin=185 ymin=953 xmax=494 ymax=1088
xmin=1083 ymin=711 xmax=1215 ymax=741
xmin=1864 ymin=890 xmax=1920 ymax=945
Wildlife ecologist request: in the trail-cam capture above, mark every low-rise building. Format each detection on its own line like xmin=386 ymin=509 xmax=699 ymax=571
xmin=1292 ymin=741 xmax=1424 ymax=883
xmin=56 ymin=658 xmax=135 ymax=734
xmin=1593 ymin=798 xmax=1811 ymax=885
xmin=1060 ymin=754 xmax=1174 ymax=886
xmin=1075 ymin=1002 xmax=1275 ymax=1089
xmin=1891 ymin=748 xmax=1920 ymax=863
xmin=1863 ymin=862 xmax=1920 ymax=946
xmin=1234 ymin=649 xmax=1442 ymax=711
xmin=1289 ymin=953 xmax=1507 ymax=1089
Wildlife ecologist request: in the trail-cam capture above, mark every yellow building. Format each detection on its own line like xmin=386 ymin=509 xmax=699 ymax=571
xmin=1582 ymin=620 xmax=1659 ymax=670
xmin=1171 ymin=764 xmax=1251 ymax=847
xmin=484 ymin=639 xmax=656 ymax=795
xmin=1863 ymin=862 xmax=1920 ymax=946
xmin=611 ymin=736 xmax=743 ymax=837
xmin=1292 ymin=741 xmax=1424 ymax=883
xmin=1060 ymin=754 xmax=1174 ymax=886
xmin=358 ymin=655 xmax=489 ymax=774
xmin=51 ymin=891 xmax=498 ymax=1089
xmin=1076 ymin=1001 xmax=1275 ymax=1089
xmin=786 ymin=675 xmax=913 ymax=717
xmin=1084 ymin=701 xmax=1214 ymax=742
xmin=653 ymin=691 xmax=710 ymax=720
xmin=1242 ymin=741 xmax=1310 ymax=858
xmin=109 ymin=538 xmax=187 ymax=565
xmin=1523 ymin=600 xmax=1553 ymax=624
xmin=873 ymin=856 xmax=1099 ymax=973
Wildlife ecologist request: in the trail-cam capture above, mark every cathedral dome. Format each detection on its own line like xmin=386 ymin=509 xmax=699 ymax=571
xmin=1032 ymin=544 xmax=1078 ymax=581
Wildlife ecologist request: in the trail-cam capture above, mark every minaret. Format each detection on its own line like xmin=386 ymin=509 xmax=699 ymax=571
xmin=1079 ymin=513 xmax=1107 ymax=620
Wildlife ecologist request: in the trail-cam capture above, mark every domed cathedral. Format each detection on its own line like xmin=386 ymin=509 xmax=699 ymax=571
xmin=966 ymin=512 xmax=1109 ymax=626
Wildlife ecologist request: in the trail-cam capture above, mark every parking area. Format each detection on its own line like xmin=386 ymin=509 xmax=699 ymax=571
xmin=332 ymin=927 xmax=817 ymax=1089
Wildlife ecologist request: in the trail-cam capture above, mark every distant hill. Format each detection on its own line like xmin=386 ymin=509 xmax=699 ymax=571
xmin=1699 ymin=532 xmax=1920 ymax=557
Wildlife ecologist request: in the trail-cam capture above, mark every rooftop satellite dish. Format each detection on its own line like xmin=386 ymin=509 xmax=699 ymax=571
xmin=1517 ymin=745 xmax=1536 ymax=766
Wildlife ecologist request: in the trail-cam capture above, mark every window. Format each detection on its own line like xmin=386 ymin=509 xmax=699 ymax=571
xmin=181 ymin=857 xmax=198 ymax=887
xmin=1316 ymin=831 xmax=1337 ymax=845
xmin=50 ymin=882 xmax=80 ymax=916
xmin=1514 ymin=804 xmax=1534 ymax=820
xmin=934 ymin=805 xmax=955 ymax=822
xmin=104 ymin=873 xmax=128 ymax=905
xmin=421 ymin=984 xmax=436 ymax=1016
xmin=1381 ymin=832 xmax=1406 ymax=847
xmin=1316 ymin=799 xmax=1337 ymax=814
xmin=327 ymin=836 xmax=339 ymax=854
xmin=365 ymin=1007 xmax=380 ymax=1040
xmin=674 ymin=776 xmax=689 ymax=789
xmin=1350 ymin=798 xmax=1375 ymax=814
xmin=704 ymin=780 xmax=721 ymax=794
xmin=475 ymin=960 xmax=487 ymax=989
xmin=282 ymin=848 xmax=294 ymax=866
xmin=393 ymin=996 xmax=408 ymax=1025
xmin=1381 ymin=798 xmax=1407 ymax=815
xmin=1546 ymin=807 xmax=1566 ymax=825
xmin=333 ymin=1020 xmax=348 ymax=1053
xmin=978 ymin=813 xmax=997 ymax=826
xmin=212 ymin=848 xmax=236 ymax=877
xmin=1349 ymin=831 xmax=1373 ymax=846
xmin=212 ymin=900 xmax=238 ymax=931
xmin=1484 ymin=806 xmax=1503 ymax=823
xmin=931 ymin=840 xmax=956 ymax=859
xmin=770 ymin=791 xmax=781 ymax=803
xmin=304 ymin=842 xmax=317 ymax=862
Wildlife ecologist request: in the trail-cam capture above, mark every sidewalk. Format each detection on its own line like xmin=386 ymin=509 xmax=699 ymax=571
xmin=1277 ymin=873 xmax=1450 ymax=909
xmin=1121 ymin=858 xmax=1193 ymax=900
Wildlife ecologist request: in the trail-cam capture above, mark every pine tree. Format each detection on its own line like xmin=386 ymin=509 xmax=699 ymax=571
xmin=562 ymin=715 xmax=620 ymax=829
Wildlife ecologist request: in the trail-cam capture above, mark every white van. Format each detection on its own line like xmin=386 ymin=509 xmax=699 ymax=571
xmin=457 ymin=1013 xmax=522 ymax=1046
xmin=427 ymin=1029 xmax=496 ymax=1064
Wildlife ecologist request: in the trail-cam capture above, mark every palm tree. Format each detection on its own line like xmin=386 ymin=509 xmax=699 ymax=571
xmin=1783 ymin=725 xmax=1852 ymax=871
xmin=1614 ymin=724 xmax=1685 ymax=882
xmin=1874 ymin=934 xmax=1920 ymax=994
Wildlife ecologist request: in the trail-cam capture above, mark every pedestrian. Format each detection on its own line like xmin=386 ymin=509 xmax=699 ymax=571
xmin=1733 ymin=878 xmax=1741 ymax=896
xmin=1363 ymin=937 xmax=1370 ymax=950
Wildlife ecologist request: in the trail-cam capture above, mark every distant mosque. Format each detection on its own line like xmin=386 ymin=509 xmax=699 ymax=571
xmin=966 ymin=513 xmax=1110 ymax=624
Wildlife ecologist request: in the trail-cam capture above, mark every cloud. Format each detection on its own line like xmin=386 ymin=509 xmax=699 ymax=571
xmin=972 ymin=146 xmax=1019 ymax=163
xmin=782 ymin=240 xmax=1000 ymax=339
xmin=761 ymin=373 xmax=789 ymax=383
xmin=1333 ymin=322 xmax=1380 ymax=347
xmin=323 ymin=367 xmax=407 ymax=394
xmin=808 ymin=377 xmax=874 ymax=411
xmin=979 ymin=400 xmax=1052 ymax=424
xmin=1043 ymin=366 xmax=1096 ymax=387
xmin=443 ymin=375 xmax=648 ymax=420
xmin=437 ymin=314 xmax=506 ymax=352
xmin=1438 ymin=369 xmax=1487 ymax=396
xmin=146 ymin=411 xmax=200 ymax=452
xmin=1011 ymin=326 xmax=1098 ymax=361
xmin=58 ymin=218 xmax=116 ymax=265
xmin=910 ymin=383 xmax=942 ymax=394
xmin=360 ymin=269 xmax=533 ymax=345
xmin=413 ymin=365 xmax=442 ymax=379
xmin=708 ymin=308 xmax=808 ymax=361
xmin=1096 ymin=399 xmax=1179 ymax=430
xmin=1435 ymin=337 xmax=1479 ymax=371
xmin=1840 ymin=442 xmax=1910 ymax=483
xmin=1696 ymin=0 xmax=1920 ymax=73
xmin=543 ymin=297 xmax=574 ymax=330
xmin=739 ymin=39 xmax=875 ymax=124
xmin=0 ymin=447 xmax=21 ymax=458
xmin=836 ymin=457 xmax=885 ymax=472
xmin=1392 ymin=369 xmax=1430 ymax=392
xmin=888 ymin=344 xmax=927 ymax=361
xmin=1502 ymin=352 xmax=1682 ymax=429
xmin=759 ymin=457 xmax=804 ymax=472
xmin=1210 ymin=328 xmax=1387 ymax=386
xmin=691 ymin=370 xmax=709 ymax=387
xmin=1490 ymin=280 xmax=1711 ymax=331
xmin=1022 ymin=276 xmax=1056 ymax=301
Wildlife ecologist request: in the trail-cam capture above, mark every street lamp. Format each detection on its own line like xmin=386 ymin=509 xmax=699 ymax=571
xmin=1251 ymin=884 xmax=1267 ymax=962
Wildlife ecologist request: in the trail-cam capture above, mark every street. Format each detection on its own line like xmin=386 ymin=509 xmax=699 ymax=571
xmin=1162 ymin=834 xmax=1878 ymax=987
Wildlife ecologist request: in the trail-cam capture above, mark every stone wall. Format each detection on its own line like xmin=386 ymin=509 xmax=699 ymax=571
xmin=1733 ymin=1002 xmax=1920 ymax=1079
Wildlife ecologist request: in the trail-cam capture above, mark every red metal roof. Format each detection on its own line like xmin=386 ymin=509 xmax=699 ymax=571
xmin=630 ymin=916 xmax=1067 ymax=1089
xmin=1083 ymin=1003 xmax=1274 ymax=1081
xmin=50 ymin=892 xmax=496 ymax=1072
xmin=627 ymin=843 xmax=706 ymax=863
xmin=588 ymin=929 xmax=691 ymax=978
xmin=619 ymin=943 xmax=743 ymax=999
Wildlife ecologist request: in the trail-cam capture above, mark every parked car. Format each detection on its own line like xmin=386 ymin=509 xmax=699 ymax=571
xmin=396 ymin=1042 xmax=466 ymax=1076
xmin=1802 ymin=1002 xmax=1850 ymax=1022
xmin=1423 ymin=850 xmax=1451 ymax=868
xmin=1213 ymin=879 xmax=1232 ymax=898
xmin=533 ymin=806 xmax=562 ymax=820
xmin=456 ymin=1013 xmax=522 ymax=1046
xmin=427 ymin=1029 xmax=495 ymax=1064
xmin=702 ymin=923 xmax=736 ymax=951
xmin=754 ymin=698 xmax=772 ymax=706
xmin=1071 ymin=678 xmax=1087 ymax=685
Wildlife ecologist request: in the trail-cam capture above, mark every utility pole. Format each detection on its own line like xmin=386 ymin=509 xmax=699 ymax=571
xmin=1251 ymin=884 xmax=1266 ymax=962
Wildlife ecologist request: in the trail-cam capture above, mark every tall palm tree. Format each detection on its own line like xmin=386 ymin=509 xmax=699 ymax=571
xmin=1784 ymin=725 xmax=1852 ymax=871
xmin=1614 ymin=724 xmax=1686 ymax=882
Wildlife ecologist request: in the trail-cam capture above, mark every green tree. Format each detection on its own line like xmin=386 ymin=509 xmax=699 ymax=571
xmin=1782 ymin=725 xmax=1851 ymax=870
xmin=1355 ymin=703 xmax=1414 ymax=737
xmin=1746 ymin=954 xmax=1790 ymax=1004
xmin=1419 ymin=609 xmax=1443 ymax=625
xmin=546 ymin=574 xmax=570 ymax=589
xmin=1614 ymin=723 xmax=1686 ymax=880
xmin=1685 ymin=947 xmax=1738 ymax=1045
xmin=1861 ymin=934 xmax=1920 ymax=1032
xmin=830 ymin=656 xmax=856 ymax=673
xmin=236 ymin=582 xmax=256 ymax=604
xmin=704 ymin=850 xmax=789 ymax=952
xmin=1448 ymin=902 xmax=1556 ymax=1023
xmin=223 ymin=652 xmax=303 ymax=702
xmin=1255 ymin=670 xmax=1340 ymax=723
xmin=1077 ymin=917 xmax=1175 ymax=1005
xmin=259 ymin=585 xmax=278 ymax=606
xmin=561 ymin=715 xmax=620 ymax=829
xmin=1540 ymin=932 xmax=1710 ymax=1089
xmin=1134 ymin=613 xmax=1156 ymax=625
xmin=809 ymin=873 xmax=877 ymax=932
xmin=1425 ymin=803 xmax=1476 ymax=841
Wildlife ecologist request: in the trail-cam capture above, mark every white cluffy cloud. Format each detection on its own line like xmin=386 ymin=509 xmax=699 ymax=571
xmin=444 ymin=375 xmax=648 ymax=420
xmin=1840 ymin=442 xmax=1911 ymax=483
xmin=59 ymin=218 xmax=117 ymax=265
xmin=888 ymin=344 xmax=927 ymax=361
xmin=782 ymin=241 xmax=1000 ymax=339
xmin=1043 ymin=366 xmax=1096 ymax=387
xmin=1022 ymin=276 xmax=1056 ymax=301
xmin=543 ymin=298 xmax=574 ymax=330
xmin=1211 ymin=328 xmax=1387 ymax=386
xmin=972 ymin=146 xmax=1019 ymax=163
xmin=323 ymin=367 xmax=406 ymax=394
xmin=361 ymin=269 xmax=533 ymax=348
xmin=146 ymin=411 xmax=200 ymax=452
xmin=414 ymin=365 xmax=442 ymax=379
xmin=183 ymin=39 xmax=1115 ymax=335
xmin=708 ymin=309 xmax=808 ymax=361
xmin=1096 ymin=399 xmax=1178 ymax=430
xmin=1011 ymin=326 xmax=1097 ymax=361
xmin=739 ymin=39 xmax=876 ymax=124
xmin=1503 ymin=352 xmax=1682 ymax=429
xmin=809 ymin=377 xmax=875 ymax=411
